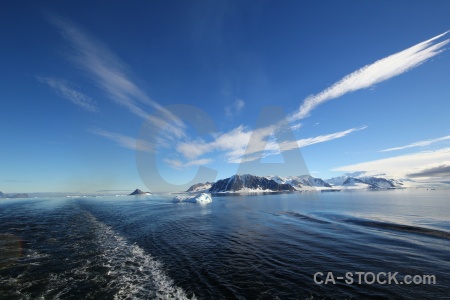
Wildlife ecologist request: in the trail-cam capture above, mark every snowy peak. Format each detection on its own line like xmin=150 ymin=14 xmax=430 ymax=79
xmin=209 ymin=174 xmax=296 ymax=193
xmin=186 ymin=182 xmax=213 ymax=192
xmin=325 ymin=175 xmax=351 ymax=186
xmin=326 ymin=172 xmax=399 ymax=189
xmin=354 ymin=176 xmax=395 ymax=189
xmin=186 ymin=172 xmax=407 ymax=194
xmin=294 ymin=175 xmax=332 ymax=188
xmin=265 ymin=175 xmax=331 ymax=189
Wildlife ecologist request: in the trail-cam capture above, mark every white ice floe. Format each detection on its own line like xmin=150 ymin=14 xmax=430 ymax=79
xmin=172 ymin=193 xmax=212 ymax=204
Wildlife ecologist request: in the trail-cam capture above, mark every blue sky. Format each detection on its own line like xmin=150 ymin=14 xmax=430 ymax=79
xmin=1 ymin=1 xmax=450 ymax=193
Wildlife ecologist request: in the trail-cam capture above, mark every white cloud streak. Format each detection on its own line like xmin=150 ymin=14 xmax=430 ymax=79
xmin=176 ymin=125 xmax=254 ymax=162
xmin=38 ymin=77 xmax=98 ymax=112
xmin=295 ymin=126 xmax=367 ymax=148
xmin=380 ymin=134 xmax=450 ymax=152
xmin=184 ymin=30 xmax=449 ymax=168
xmin=88 ymin=128 xmax=154 ymax=152
xmin=332 ymin=147 xmax=450 ymax=179
xmin=47 ymin=14 xmax=185 ymax=137
xmin=225 ymin=99 xmax=245 ymax=117
xmin=163 ymin=158 xmax=214 ymax=170
xmin=46 ymin=15 xmax=449 ymax=175
xmin=175 ymin=126 xmax=366 ymax=164
xmin=290 ymin=123 xmax=303 ymax=131
xmin=290 ymin=30 xmax=450 ymax=121
xmin=254 ymin=126 xmax=367 ymax=161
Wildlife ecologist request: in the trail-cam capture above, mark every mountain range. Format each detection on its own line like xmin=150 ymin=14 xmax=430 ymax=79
xmin=0 ymin=191 xmax=29 ymax=199
xmin=186 ymin=172 xmax=411 ymax=193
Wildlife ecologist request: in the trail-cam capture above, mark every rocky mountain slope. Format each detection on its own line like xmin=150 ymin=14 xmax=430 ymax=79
xmin=209 ymin=174 xmax=296 ymax=193
xmin=187 ymin=172 xmax=408 ymax=193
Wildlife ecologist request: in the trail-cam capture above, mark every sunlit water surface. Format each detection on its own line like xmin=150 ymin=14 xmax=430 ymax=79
xmin=1 ymin=190 xmax=449 ymax=299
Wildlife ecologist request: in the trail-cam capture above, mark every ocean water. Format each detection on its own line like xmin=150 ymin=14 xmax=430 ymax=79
xmin=1 ymin=190 xmax=449 ymax=299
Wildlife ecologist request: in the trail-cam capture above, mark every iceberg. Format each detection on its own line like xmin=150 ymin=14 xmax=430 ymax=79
xmin=172 ymin=193 xmax=212 ymax=204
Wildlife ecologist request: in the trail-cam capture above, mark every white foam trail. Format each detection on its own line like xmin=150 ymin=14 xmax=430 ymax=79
xmin=42 ymin=211 xmax=195 ymax=299
xmin=82 ymin=212 xmax=196 ymax=300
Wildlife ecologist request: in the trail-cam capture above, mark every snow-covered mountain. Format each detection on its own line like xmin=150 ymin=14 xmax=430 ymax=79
xmin=325 ymin=172 xmax=366 ymax=186
xmin=209 ymin=174 xmax=296 ymax=193
xmin=266 ymin=175 xmax=331 ymax=189
xmin=325 ymin=172 xmax=405 ymax=189
xmin=186 ymin=172 xmax=409 ymax=193
xmin=186 ymin=182 xmax=213 ymax=192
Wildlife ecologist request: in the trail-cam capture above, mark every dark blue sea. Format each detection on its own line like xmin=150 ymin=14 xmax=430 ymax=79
xmin=1 ymin=190 xmax=449 ymax=299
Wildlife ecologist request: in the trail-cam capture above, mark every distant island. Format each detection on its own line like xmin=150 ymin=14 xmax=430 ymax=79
xmin=186 ymin=172 xmax=409 ymax=194
xmin=129 ymin=189 xmax=151 ymax=196
xmin=0 ymin=191 xmax=29 ymax=199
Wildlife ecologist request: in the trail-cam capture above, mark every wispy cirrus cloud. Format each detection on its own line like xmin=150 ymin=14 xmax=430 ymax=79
xmin=181 ymin=30 xmax=449 ymax=167
xmin=46 ymin=14 xmax=185 ymax=137
xmin=333 ymin=147 xmax=450 ymax=179
xmin=248 ymin=126 xmax=367 ymax=163
xmin=290 ymin=30 xmax=449 ymax=121
xmin=38 ymin=77 xmax=98 ymax=112
xmin=163 ymin=158 xmax=214 ymax=170
xmin=175 ymin=125 xmax=254 ymax=162
xmin=241 ymin=30 xmax=449 ymax=166
xmin=175 ymin=126 xmax=366 ymax=164
xmin=380 ymin=134 xmax=450 ymax=152
xmin=225 ymin=99 xmax=245 ymax=117
xmin=290 ymin=123 xmax=303 ymax=131
xmin=44 ymin=14 xmax=450 ymax=175
xmin=296 ymin=126 xmax=367 ymax=148
xmin=88 ymin=128 xmax=154 ymax=152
